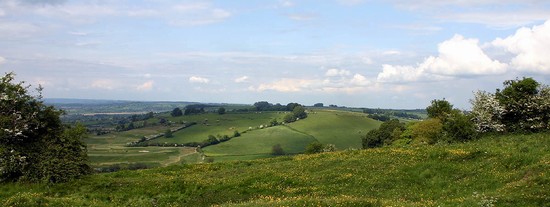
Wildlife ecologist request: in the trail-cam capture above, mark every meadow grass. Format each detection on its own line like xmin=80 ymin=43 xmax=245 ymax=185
xmin=287 ymin=110 xmax=381 ymax=149
xmin=151 ymin=112 xmax=288 ymax=144
xmin=2 ymin=133 xmax=548 ymax=206
xmin=202 ymin=125 xmax=317 ymax=160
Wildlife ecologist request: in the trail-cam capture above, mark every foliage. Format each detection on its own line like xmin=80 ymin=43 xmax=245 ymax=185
xmin=470 ymin=90 xmax=505 ymax=132
xmin=405 ymin=118 xmax=443 ymax=144
xmin=362 ymin=119 xmax=404 ymax=149
xmin=367 ymin=114 xmax=391 ymax=122
xmin=170 ymin=107 xmax=183 ymax=117
xmin=0 ymin=72 xmax=90 ymax=183
xmin=426 ymin=99 xmax=453 ymax=120
xmin=313 ymin=103 xmax=324 ymax=107
xmin=304 ymin=142 xmax=324 ymax=154
xmin=164 ymin=129 xmax=173 ymax=138
xmin=233 ymin=130 xmax=240 ymax=137
xmin=495 ymin=77 xmax=550 ymax=132
xmin=443 ymin=110 xmax=478 ymax=142
xmin=217 ymin=107 xmax=226 ymax=115
xmin=271 ymin=144 xmax=285 ymax=156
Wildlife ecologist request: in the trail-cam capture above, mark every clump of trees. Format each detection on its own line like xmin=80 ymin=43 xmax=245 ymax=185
xmin=305 ymin=142 xmax=336 ymax=154
xmin=363 ymin=77 xmax=549 ymax=149
xmin=283 ymin=105 xmax=307 ymax=123
xmin=472 ymin=77 xmax=550 ymax=132
xmin=171 ymin=107 xmax=183 ymax=117
xmin=0 ymin=73 xmax=90 ymax=183
xmin=271 ymin=144 xmax=285 ymax=156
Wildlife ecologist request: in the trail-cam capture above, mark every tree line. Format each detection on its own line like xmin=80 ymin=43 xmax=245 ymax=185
xmin=363 ymin=77 xmax=550 ymax=149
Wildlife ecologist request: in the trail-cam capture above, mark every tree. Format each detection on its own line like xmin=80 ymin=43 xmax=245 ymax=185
xmin=313 ymin=103 xmax=324 ymax=107
xmin=362 ymin=119 xmax=405 ymax=149
xmin=271 ymin=144 xmax=285 ymax=156
xmin=305 ymin=142 xmax=324 ymax=154
xmin=496 ymin=77 xmax=549 ymax=132
xmin=426 ymin=99 xmax=453 ymax=120
xmin=292 ymin=105 xmax=307 ymax=119
xmin=407 ymin=118 xmax=444 ymax=144
xmin=470 ymin=90 xmax=505 ymax=132
xmin=443 ymin=110 xmax=477 ymax=142
xmin=217 ymin=107 xmax=226 ymax=115
xmin=0 ymin=72 xmax=90 ymax=183
xmin=164 ymin=129 xmax=173 ymax=138
xmin=171 ymin=107 xmax=183 ymax=117
xmin=233 ymin=130 xmax=240 ymax=137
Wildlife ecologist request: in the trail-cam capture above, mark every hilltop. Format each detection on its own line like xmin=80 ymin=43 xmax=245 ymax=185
xmin=2 ymin=132 xmax=548 ymax=206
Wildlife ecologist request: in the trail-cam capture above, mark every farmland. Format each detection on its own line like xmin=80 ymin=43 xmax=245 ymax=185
xmin=84 ymin=108 xmax=383 ymax=167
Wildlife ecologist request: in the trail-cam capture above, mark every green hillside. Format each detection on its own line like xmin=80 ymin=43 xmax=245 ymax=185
xmin=202 ymin=126 xmax=317 ymax=161
xmin=288 ymin=110 xmax=381 ymax=149
xmin=85 ymin=110 xmax=381 ymax=166
xmin=3 ymin=133 xmax=548 ymax=206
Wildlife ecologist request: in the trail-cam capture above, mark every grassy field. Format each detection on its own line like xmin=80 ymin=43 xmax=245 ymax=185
xmin=287 ymin=110 xmax=381 ymax=149
xmin=86 ymin=110 xmax=381 ymax=166
xmin=202 ymin=125 xmax=317 ymax=161
xmin=151 ymin=112 xmax=288 ymax=144
xmin=2 ymin=133 xmax=548 ymax=206
xmin=86 ymin=125 xmax=198 ymax=167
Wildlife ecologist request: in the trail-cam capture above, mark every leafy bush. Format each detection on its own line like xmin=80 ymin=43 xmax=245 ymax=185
xmin=470 ymin=90 xmax=505 ymax=132
xmin=407 ymin=118 xmax=443 ymax=144
xmin=305 ymin=142 xmax=324 ymax=154
xmin=362 ymin=119 xmax=405 ymax=149
xmin=496 ymin=77 xmax=550 ymax=132
xmin=0 ymin=72 xmax=90 ymax=183
xmin=271 ymin=144 xmax=285 ymax=156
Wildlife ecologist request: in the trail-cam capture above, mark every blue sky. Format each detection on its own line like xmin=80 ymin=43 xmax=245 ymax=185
xmin=1 ymin=0 xmax=550 ymax=109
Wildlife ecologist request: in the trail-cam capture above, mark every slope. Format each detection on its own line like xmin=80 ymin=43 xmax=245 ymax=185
xmin=3 ymin=133 xmax=548 ymax=206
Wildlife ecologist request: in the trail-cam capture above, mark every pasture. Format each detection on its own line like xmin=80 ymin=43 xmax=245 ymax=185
xmin=85 ymin=109 xmax=381 ymax=166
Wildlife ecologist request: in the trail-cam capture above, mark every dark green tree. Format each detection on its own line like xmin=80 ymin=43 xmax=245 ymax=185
xmin=305 ymin=142 xmax=324 ymax=154
xmin=496 ymin=77 xmax=549 ymax=132
xmin=271 ymin=144 xmax=285 ymax=156
xmin=362 ymin=119 xmax=405 ymax=149
xmin=0 ymin=72 xmax=90 ymax=183
xmin=292 ymin=105 xmax=307 ymax=119
xmin=164 ymin=129 xmax=173 ymax=138
xmin=217 ymin=107 xmax=226 ymax=115
xmin=171 ymin=107 xmax=183 ymax=117
xmin=426 ymin=99 xmax=453 ymax=120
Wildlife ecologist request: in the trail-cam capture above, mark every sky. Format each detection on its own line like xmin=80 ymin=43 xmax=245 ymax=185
xmin=1 ymin=0 xmax=550 ymax=109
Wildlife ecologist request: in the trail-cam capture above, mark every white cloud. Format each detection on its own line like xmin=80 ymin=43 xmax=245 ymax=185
xmin=136 ymin=80 xmax=154 ymax=91
xmin=251 ymin=68 xmax=375 ymax=93
xmin=253 ymin=78 xmax=316 ymax=92
xmin=170 ymin=3 xmax=231 ymax=26
xmin=90 ymin=79 xmax=116 ymax=90
xmin=280 ymin=0 xmax=294 ymax=7
xmin=325 ymin=68 xmax=351 ymax=77
xmin=350 ymin=74 xmax=370 ymax=86
xmin=492 ymin=20 xmax=550 ymax=74
xmin=422 ymin=35 xmax=507 ymax=76
xmin=377 ymin=34 xmax=507 ymax=83
xmin=382 ymin=50 xmax=401 ymax=56
xmin=377 ymin=64 xmax=426 ymax=83
xmin=234 ymin=76 xmax=249 ymax=83
xmin=189 ymin=76 xmax=210 ymax=83
xmin=0 ymin=56 xmax=5 ymax=64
